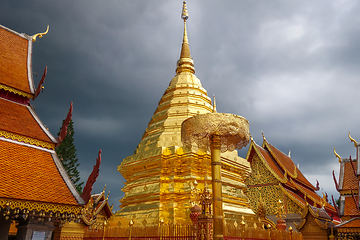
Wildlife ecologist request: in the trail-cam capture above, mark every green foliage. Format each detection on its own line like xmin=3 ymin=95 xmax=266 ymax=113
xmin=56 ymin=119 xmax=84 ymax=194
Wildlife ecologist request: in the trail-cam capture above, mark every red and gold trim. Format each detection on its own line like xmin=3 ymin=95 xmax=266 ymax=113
xmin=0 ymin=130 xmax=55 ymax=150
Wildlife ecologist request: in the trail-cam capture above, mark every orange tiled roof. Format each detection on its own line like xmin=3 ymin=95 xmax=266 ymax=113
xmin=265 ymin=142 xmax=316 ymax=190
xmin=0 ymin=98 xmax=53 ymax=143
xmin=254 ymin=143 xmax=285 ymax=180
xmin=282 ymin=186 xmax=306 ymax=206
xmin=342 ymin=161 xmax=358 ymax=191
xmin=344 ymin=196 xmax=360 ymax=217
xmin=337 ymin=217 xmax=360 ymax=228
xmin=0 ymin=26 xmax=32 ymax=94
xmin=291 ymin=179 xmax=336 ymax=212
xmin=265 ymin=142 xmax=296 ymax=175
xmin=0 ymin=140 xmax=78 ymax=205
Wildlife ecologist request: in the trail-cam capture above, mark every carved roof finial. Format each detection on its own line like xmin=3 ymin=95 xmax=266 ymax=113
xmin=288 ymin=149 xmax=291 ymax=158
xmin=261 ymin=130 xmax=266 ymax=141
xmin=32 ymin=25 xmax=49 ymax=42
xmin=334 ymin=147 xmax=341 ymax=163
xmin=349 ymin=132 xmax=358 ymax=148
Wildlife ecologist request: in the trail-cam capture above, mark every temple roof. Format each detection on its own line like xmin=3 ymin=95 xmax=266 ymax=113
xmin=297 ymin=204 xmax=335 ymax=231
xmin=341 ymin=160 xmax=358 ymax=191
xmin=0 ymin=25 xmax=34 ymax=98
xmin=263 ymin=141 xmax=315 ymax=190
xmin=246 ymin=137 xmax=339 ymax=219
xmin=343 ymin=196 xmax=360 ymax=217
xmin=0 ymin=140 xmax=83 ymax=206
xmin=0 ymin=24 xmax=84 ymax=215
xmin=0 ymin=98 xmax=56 ymax=148
xmin=336 ymin=217 xmax=360 ymax=229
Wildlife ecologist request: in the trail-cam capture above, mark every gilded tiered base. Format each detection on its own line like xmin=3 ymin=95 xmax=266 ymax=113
xmin=115 ymin=146 xmax=254 ymax=226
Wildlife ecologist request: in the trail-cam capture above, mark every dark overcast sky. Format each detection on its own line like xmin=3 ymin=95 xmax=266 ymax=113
xmin=1 ymin=1 xmax=360 ymax=211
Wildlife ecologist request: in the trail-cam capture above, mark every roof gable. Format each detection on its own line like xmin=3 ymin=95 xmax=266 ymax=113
xmin=0 ymin=25 xmax=34 ymax=96
xmin=0 ymin=98 xmax=56 ymax=148
xmin=246 ymin=140 xmax=286 ymax=183
xmin=0 ymin=140 xmax=84 ymax=205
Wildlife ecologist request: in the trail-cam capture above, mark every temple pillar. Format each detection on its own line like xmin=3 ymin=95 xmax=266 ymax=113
xmin=0 ymin=216 xmax=11 ymax=240
xmin=211 ymin=135 xmax=223 ymax=240
xmin=16 ymin=218 xmax=55 ymax=240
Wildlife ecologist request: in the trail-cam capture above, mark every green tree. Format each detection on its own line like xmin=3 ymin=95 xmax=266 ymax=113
xmin=56 ymin=119 xmax=84 ymax=193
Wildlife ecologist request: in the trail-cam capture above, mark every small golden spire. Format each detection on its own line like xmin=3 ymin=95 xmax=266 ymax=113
xmin=213 ymin=95 xmax=217 ymax=113
xmin=181 ymin=1 xmax=188 ymax=20
xmin=334 ymin=147 xmax=342 ymax=163
xmin=32 ymin=25 xmax=49 ymax=42
xmin=349 ymin=132 xmax=358 ymax=148
xmin=176 ymin=1 xmax=195 ymax=75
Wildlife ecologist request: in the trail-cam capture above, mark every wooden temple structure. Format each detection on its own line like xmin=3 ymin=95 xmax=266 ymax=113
xmin=332 ymin=133 xmax=360 ymax=238
xmin=245 ymin=134 xmax=340 ymax=231
xmin=0 ymin=24 xmax=85 ymax=240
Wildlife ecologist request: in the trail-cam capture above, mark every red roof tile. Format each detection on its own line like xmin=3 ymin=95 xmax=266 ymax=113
xmin=0 ymin=98 xmax=53 ymax=143
xmin=0 ymin=26 xmax=32 ymax=94
xmin=263 ymin=141 xmax=316 ymax=190
xmin=265 ymin=142 xmax=296 ymax=175
xmin=344 ymin=196 xmax=360 ymax=217
xmin=342 ymin=161 xmax=358 ymax=191
xmin=338 ymin=218 xmax=360 ymax=228
xmin=291 ymin=180 xmax=336 ymax=213
xmin=0 ymin=140 xmax=79 ymax=205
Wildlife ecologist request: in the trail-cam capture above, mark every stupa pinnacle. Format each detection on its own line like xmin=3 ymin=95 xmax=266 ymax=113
xmin=116 ymin=1 xmax=254 ymax=226
xmin=176 ymin=1 xmax=195 ymax=75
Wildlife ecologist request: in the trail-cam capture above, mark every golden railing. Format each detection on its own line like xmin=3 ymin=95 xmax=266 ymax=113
xmin=84 ymin=224 xmax=303 ymax=240
xmin=224 ymin=224 xmax=303 ymax=240
xmin=84 ymin=224 xmax=195 ymax=239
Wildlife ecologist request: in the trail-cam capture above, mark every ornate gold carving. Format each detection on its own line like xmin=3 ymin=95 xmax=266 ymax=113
xmin=0 ymin=198 xmax=82 ymax=214
xmin=181 ymin=112 xmax=250 ymax=153
xmin=32 ymin=25 xmax=49 ymax=42
xmin=334 ymin=147 xmax=341 ymax=163
xmin=0 ymin=130 xmax=55 ymax=149
xmin=0 ymin=83 xmax=33 ymax=98
xmin=349 ymin=131 xmax=358 ymax=148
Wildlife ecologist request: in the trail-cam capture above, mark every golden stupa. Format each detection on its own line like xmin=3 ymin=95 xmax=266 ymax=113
xmin=115 ymin=1 xmax=254 ymax=226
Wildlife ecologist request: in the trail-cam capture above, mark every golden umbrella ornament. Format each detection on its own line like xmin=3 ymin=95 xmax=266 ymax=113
xmin=181 ymin=108 xmax=250 ymax=240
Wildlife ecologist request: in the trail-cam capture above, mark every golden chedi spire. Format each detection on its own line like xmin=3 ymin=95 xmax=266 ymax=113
xmin=116 ymin=1 xmax=253 ymax=227
xmin=176 ymin=1 xmax=195 ymax=75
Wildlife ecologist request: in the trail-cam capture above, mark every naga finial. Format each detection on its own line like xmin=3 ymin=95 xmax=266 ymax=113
xmin=32 ymin=25 xmax=49 ymax=42
xmin=261 ymin=130 xmax=266 ymax=141
xmin=334 ymin=147 xmax=342 ymax=163
xmin=349 ymin=132 xmax=358 ymax=148
xmin=321 ymin=192 xmax=327 ymax=207
xmin=181 ymin=1 xmax=189 ymax=21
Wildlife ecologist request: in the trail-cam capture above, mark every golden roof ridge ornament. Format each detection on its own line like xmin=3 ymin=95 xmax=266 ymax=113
xmin=32 ymin=25 xmax=49 ymax=42
xmin=348 ymin=131 xmax=358 ymax=148
xmin=334 ymin=147 xmax=341 ymax=163
xmin=261 ymin=130 xmax=266 ymax=141
xmin=176 ymin=1 xmax=195 ymax=75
